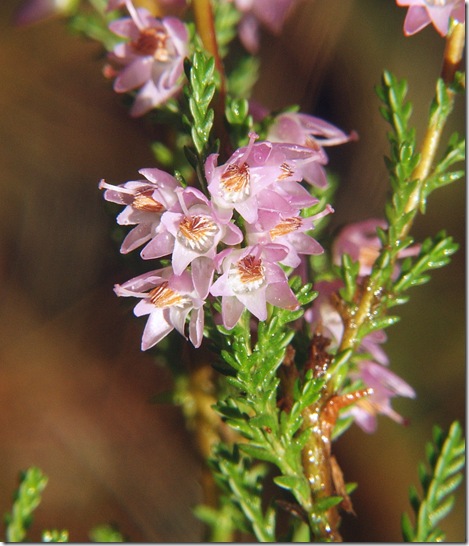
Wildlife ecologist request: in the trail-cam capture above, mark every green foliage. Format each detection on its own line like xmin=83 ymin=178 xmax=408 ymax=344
xmin=225 ymin=96 xmax=253 ymax=149
xmin=200 ymin=280 xmax=353 ymax=540
xmin=42 ymin=529 xmax=69 ymax=542
xmin=423 ymin=132 xmax=465 ymax=202
xmin=401 ymin=421 xmax=465 ymax=542
xmin=203 ymin=444 xmax=276 ymax=542
xmin=4 ymin=466 xmax=48 ymax=542
xmin=89 ymin=524 xmax=125 ymax=542
xmin=182 ymin=50 xmax=217 ymax=157
xmin=393 ymin=231 xmax=459 ymax=294
xmin=213 ymin=1 xmax=242 ymax=58
xmin=68 ymin=0 xmax=121 ymax=50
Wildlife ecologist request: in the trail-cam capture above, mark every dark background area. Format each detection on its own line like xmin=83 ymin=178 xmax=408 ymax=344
xmin=0 ymin=0 xmax=465 ymax=541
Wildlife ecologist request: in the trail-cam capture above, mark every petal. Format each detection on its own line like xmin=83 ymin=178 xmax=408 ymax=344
xmin=191 ymin=257 xmax=215 ymax=299
xmin=121 ymin=224 xmax=153 ymax=254
xmin=403 ymin=5 xmax=431 ymax=35
xmin=114 ymin=57 xmax=153 ymax=92
xmin=266 ymin=282 xmax=299 ymax=310
xmin=222 ymin=296 xmax=245 ymax=329
xmin=141 ymin=230 xmax=174 ymax=259
xmin=141 ymin=310 xmax=173 ymax=350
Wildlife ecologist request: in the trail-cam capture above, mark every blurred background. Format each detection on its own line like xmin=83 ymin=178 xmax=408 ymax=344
xmin=0 ymin=0 xmax=465 ymax=541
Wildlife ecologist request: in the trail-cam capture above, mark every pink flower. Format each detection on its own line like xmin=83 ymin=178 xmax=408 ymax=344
xmin=267 ymin=112 xmax=358 ymax=188
xmin=246 ymin=205 xmax=333 ymax=268
xmin=206 ymin=132 xmax=321 ymax=224
xmin=332 ymin=218 xmax=420 ymax=277
xmin=99 ymin=168 xmax=180 ymax=254
xmin=233 ymin=0 xmax=300 ymax=53
xmin=396 ymin=0 xmax=465 ymax=37
xmin=210 ymin=244 xmax=299 ymax=329
xmin=141 ymin=187 xmax=243 ymax=276
xmin=105 ymin=0 xmax=188 ymax=116
xmin=114 ymin=267 xmax=206 ymax=349
xmin=345 ymin=361 xmax=416 ymax=433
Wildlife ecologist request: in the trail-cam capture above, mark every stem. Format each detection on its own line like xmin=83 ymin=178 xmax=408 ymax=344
xmin=339 ymin=23 xmax=465 ymax=354
xmin=404 ymin=22 xmax=465 ymax=218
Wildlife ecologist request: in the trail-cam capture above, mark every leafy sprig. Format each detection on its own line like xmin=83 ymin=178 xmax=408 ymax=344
xmin=401 ymin=421 xmax=465 ymax=542
xmin=4 ymin=466 xmax=48 ymax=542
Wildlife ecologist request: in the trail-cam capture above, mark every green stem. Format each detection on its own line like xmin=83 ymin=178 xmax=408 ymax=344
xmin=339 ymin=23 xmax=465 ymax=354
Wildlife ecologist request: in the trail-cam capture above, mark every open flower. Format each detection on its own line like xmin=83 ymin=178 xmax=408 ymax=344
xmin=210 ymin=244 xmax=299 ymax=329
xmin=114 ymin=267 xmax=206 ymax=349
xmin=396 ymin=0 xmax=465 ymax=36
xmin=141 ymin=186 xmax=243 ymax=275
xmin=345 ymin=360 xmax=416 ymax=433
xmin=246 ymin=205 xmax=333 ymax=268
xmin=267 ymin=112 xmax=357 ymax=188
xmin=105 ymin=0 xmax=188 ymax=116
xmin=206 ymin=132 xmax=321 ymax=224
xmin=99 ymin=168 xmax=180 ymax=254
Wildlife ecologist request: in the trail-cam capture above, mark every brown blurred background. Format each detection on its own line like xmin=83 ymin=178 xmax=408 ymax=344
xmin=0 ymin=0 xmax=465 ymax=541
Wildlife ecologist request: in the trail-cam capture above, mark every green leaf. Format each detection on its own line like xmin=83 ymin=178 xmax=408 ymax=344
xmin=402 ymin=421 xmax=465 ymax=542
xmin=89 ymin=524 xmax=124 ymax=542
xmin=5 ymin=467 xmax=48 ymax=543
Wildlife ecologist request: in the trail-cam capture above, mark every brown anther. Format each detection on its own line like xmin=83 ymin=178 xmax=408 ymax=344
xmin=148 ymin=281 xmax=185 ymax=308
xmin=132 ymin=28 xmax=170 ymax=61
xmin=133 ymin=189 xmax=165 ymax=212
xmin=269 ymin=217 xmax=302 ymax=239
xmin=178 ymin=215 xmax=218 ymax=250
xmin=220 ymin=162 xmax=250 ymax=195
xmin=237 ymin=255 xmax=264 ymax=285
xmin=278 ymin=162 xmax=294 ymax=180
xmin=305 ymin=136 xmax=321 ymax=151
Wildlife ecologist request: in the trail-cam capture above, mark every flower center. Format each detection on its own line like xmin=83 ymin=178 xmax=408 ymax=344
xmin=269 ymin=217 xmax=302 ymax=239
xmin=132 ymin=28 xmax=170 ymax=61
xmin=148 ymin=281 xmax=189 ymax=308
xmin=132 ymin=189 xmax=165 ymax=212
xmin=278 ymin=162 xmax=294 ymax=180
xmin=220 ymin=162 xmax=250 ymax=203
xmin=229 ymin=254 xmax=266 ymax=294
xmin=177 ymin=215 xmax=219 ymax=252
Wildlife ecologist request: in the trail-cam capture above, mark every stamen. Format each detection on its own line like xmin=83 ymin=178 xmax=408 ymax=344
xmin=148 ymin=281 xmax=189 ymax=308
xmin=177 ymin=215 xmax=219 ymax=252
xmin=269 ymin=217 xmax=302 ymax=239
xmin=132 ymin=28 xmax=170 ymax=61
xmin=278 ymin=162 xmax=294 ymax=180
xmin=133 ymin=189 xmax=165 ymax=212
xmin=229 ymin=254 xmax=266 ymax=294
xmin=220 ymin=163 xmax=250 ymax=203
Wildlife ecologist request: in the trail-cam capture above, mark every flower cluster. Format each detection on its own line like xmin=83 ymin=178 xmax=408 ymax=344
xmin=104 ymin=0 xmax=189 ymax=116
xmin=100 ymin=127 xmax=353 ymax=349
xmin=305 ymin=219 xmax=419 ymax=432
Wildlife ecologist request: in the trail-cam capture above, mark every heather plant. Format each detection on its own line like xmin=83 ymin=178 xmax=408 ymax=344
xmin=4 ymin=0 xmax=465 ymax=541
